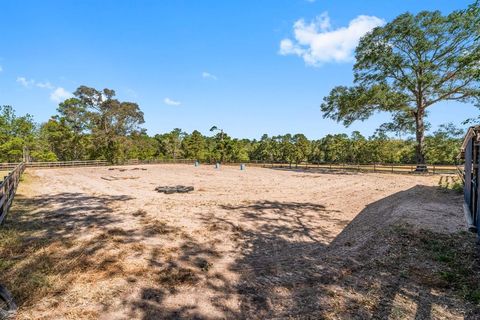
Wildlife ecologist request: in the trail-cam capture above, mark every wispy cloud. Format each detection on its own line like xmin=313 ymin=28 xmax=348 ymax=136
xmin=279 ymin=12 xmax=385 ymax=66
xmin=202 ymin=71 xmax=217 ymax=80
xmin=16 ymin=76 xmax=72 ymax=102
xmin=17 ymin=76 xmax=34 ymax=87
xmin=36 ymin=81 xmax=55 ymax=89
xmin=0 ymin=65 xmax=3 ymax=72
xmin=164 ymin=97 xmax=181 ymax=106
xmin=50 ymin=87 xmax=73 ymax=102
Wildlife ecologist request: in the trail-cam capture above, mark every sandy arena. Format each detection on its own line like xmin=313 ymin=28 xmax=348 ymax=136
xmin=4 ymin=164 xmax=476 ymax=319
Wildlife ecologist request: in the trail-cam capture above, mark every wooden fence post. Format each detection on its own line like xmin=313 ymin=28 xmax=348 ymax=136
xmin=2 ymin=177 xmax=7 ymax=219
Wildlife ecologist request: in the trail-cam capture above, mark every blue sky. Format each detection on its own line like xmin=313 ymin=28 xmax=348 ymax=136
xmin=0 ymin=0 xmax=476 ymax=139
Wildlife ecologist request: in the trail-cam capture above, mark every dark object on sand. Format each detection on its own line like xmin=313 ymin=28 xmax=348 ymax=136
xmin=414 ymin=164 xmax=428 ymax=173
xmin=101 ymin=176 xmax=139 ymax=181
xmin=0 ymin=285 xmax=17 ymax=319
xmin=155 ymin=185 xmax=194 ymax=194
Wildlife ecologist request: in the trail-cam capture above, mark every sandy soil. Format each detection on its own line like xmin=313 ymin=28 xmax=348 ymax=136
xmin=5 ymin=164 xmax=474 ymax=319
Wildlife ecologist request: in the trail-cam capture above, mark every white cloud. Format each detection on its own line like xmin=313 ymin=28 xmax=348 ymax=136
xmin=279 ymin=12 xmax=385 ymax=66
xmin=202 ymin=72 xmax=217 ymax=80
xmin=36 ymin=81 xmax=54 ymax=89
xmin=17 ymin=77 xmax=54 ymax=89
xmin=50 ymin=87 xmax=73 ymax=102
xmin=16 ymin=76 xmax=72 ymax=102
xmin=16 ymin=76 xmax=34 ymax=87
xmin=164 ymin=97 xmax=181 ymax=106
xmin=0 ymin=65 xmax=3 ymax=72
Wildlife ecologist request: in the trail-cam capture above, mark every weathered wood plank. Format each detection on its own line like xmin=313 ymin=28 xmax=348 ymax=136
xmin=0 ymin=162 xmax=25 ymax=225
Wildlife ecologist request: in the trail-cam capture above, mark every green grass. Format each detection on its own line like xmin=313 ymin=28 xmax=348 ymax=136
xmin=438 ymin=175 xmax=463 ymax=193
xmin=394 ymin=225 xmax=480 ymax=305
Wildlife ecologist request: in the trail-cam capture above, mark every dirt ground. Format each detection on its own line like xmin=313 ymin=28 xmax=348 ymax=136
xmin=2 ymin=164 xmax=479 ymax=319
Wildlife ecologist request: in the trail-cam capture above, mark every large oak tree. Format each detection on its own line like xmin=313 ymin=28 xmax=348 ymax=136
xmin=59 ymin=86 xmax=145 ymax=163
xmin=321 ymin=2 xmax=480 ymax=164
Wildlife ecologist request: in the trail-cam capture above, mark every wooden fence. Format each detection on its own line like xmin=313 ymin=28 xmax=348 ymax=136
xmin=0 ymin=162 xmax=25 ymax=224
xmin=0 ymin=159 xmax=460 ymax=175
xmin=252 ymin=162 xmax=460 ymax=175
xmin=124 ymin=160 xmax=460 ymax=174
xmin=25 ymin=160 xmax=109 ymax=169
xmin=4 ymin=159 xmax=193 ymax=170
xmin=124 ymin=159 xmax=195 ymax=165
xmin=0 ymin=159 xmax=460 ymax=224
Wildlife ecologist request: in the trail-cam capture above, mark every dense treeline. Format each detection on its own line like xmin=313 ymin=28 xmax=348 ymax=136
xmin=0 ymin=86 xmax=465 ymax=165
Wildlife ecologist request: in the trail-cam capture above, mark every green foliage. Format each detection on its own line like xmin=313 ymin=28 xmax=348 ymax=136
xmin=182 ymin=130 xmax=207 ymax=161
xmin=155 ymin=128 xmax=186 ymax=160
xmin=0 ymin=86 xmax=467 ymax=165
xmin=69 ymin=86 xmax=145 ymax=163
xmin=425 ymin=123 xmax=464 ymax=164
xmin=321 ymin=4 xmax=480 ymax=164
xmin=0 ymin=106 xmax=36 ymax=162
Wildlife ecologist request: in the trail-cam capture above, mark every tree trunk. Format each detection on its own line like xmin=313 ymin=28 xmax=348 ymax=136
xmin=414 ymin=109 xmax=427 ymax=170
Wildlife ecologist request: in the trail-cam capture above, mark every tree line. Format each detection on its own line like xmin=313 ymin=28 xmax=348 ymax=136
xmin=3 ymin=3 xmax=479 ymax=166
xmin=0 ymin=86 xmax=465 ymax=165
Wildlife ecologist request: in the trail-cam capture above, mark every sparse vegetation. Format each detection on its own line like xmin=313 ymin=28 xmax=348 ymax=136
xmin=438 ymin=175 xmax=464 ymax=193
xmin=2 ymin=163 xmax=475 ymax=318
xmin=390 ymin=224 xmax=480 ymax=305
xmin=158 ymin=267 xmax=199 ymax=287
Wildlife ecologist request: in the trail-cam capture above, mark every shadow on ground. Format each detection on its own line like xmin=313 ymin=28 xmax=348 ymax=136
xmin=3 ymin=186 xmax=480 ymax=319
xmin=0 ymin=192 xmax=137 ymax=306
xmin=131 ymin=186 xmax=480 ymax=319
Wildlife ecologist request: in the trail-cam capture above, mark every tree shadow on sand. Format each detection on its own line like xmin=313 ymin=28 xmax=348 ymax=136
xmin=130 ymin=186 xmax=480 ymax=319
xmin=0 ymin=192 xmax=137 ymax=307
xmin=4 ymin=185 xmax=479 ymax=319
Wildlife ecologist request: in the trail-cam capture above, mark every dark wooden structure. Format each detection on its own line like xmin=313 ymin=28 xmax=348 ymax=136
xmin=460 ymin=126 xmax=480 ymax=236
xmin=0 ymin=162 xmax=25 ymax=224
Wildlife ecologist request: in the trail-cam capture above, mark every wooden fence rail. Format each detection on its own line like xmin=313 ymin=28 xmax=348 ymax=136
xmin=124 ymin=159 xmax=195 ymax=165
xmin=0 ymin=162 xmax=25 ymax=224
xmin=253 ymin=162 xmax=461 ymax=175
xmin=26 ymin=160 xmax=109 ymax=168
xmin=0 ymin=159 xmax=461 ymax=175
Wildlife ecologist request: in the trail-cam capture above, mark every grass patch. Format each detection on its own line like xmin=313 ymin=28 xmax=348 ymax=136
xmin=391 ymin=224 xmax=480 ymax=305
xmin=158 ymin=267 xmax=199 ymax=287
xmin=141 ymin=218 xmax=177 ymax=236
xmin=438 ymin=175 xmax=463 ymax=193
